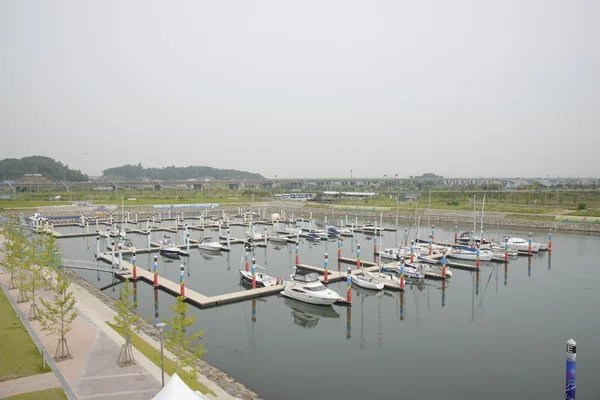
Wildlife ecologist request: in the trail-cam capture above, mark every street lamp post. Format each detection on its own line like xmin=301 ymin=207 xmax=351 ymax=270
xmin=156 ymin=322 xmax=166 ymax=387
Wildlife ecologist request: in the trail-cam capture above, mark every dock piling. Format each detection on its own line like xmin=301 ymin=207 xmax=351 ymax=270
xmin=428 ymin=234 xmax=433 ymax=255
xmin=566 ymin=339 xmax=576 ymax=399
xmin=453 ymin=222 xmax=458 ymax=243
xmin=357 ymin=243 xmax=361 ymax=269
xmin=245 ymin=251 xmax=249 ymax=272
xmin=96 ymin=235 xmax=100 ymax=256
xmin=111 ymin=240 xmax=115 ymax=266
xmin=251 ymin=258 xmax=256 ymax=289
xmin=548 ymin=229 xmax=552 ymax=251
xmin=373 ymin=236 xmax=377 ymax=256
xmin=346 ymin=267 xmax=352 ymax=303
xmin=226 ymin=228 xmax=231 ymax=250
xmin=476 ymin=245 xmax=480 ymax=269
xmin=133 ymin=251 xmax=137 ymax=280
xmin=410 ymin=240 xmax=414 ymax=263
xmin=442 ymin=250 xmax=447 ymax=278
xmin=118 ymin=245 xmax=123 ymax=271
xmin=504 ymin=237 xmax=509 ymax=262
xmin=338 ymin=238 xmax=341 ymax=259
xmin=295 ymin=243 xmax=299 ymax=266
xmin=180 ymin=265 xmax=185 ymax=297
xmin=528 ymin=233 xmax=532 ymax=256
xmin=431 ymin=225 xmax=435 ymax=243
xmin=324 ymin=253 xmax=329 ymax=283
xmin=153 ymin=255 xmax=158 ymax=287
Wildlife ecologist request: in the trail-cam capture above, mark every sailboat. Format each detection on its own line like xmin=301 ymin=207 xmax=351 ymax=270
xmin=351 ymin=273 xmax=385 ymax=291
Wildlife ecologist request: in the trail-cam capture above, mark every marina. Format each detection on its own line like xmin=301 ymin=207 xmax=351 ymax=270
xmin=15 ymin=209 xmax=600 ymax=399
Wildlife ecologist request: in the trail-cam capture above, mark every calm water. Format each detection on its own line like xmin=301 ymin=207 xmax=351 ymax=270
xmin=57 ymin=220 xmax=600 ymax=399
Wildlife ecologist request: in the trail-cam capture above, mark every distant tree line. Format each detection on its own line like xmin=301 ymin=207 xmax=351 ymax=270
xmin=0 ymin=156 xmax=88 ymax=182
xmin=101 ymin=163 xmax=264 ymax=181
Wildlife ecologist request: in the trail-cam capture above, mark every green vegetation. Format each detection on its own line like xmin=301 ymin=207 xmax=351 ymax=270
xmin=102 ymin=163 xmax=264 ymax=180
xmin=107 ymin=322 xmax=214 ymax=396
xmin=0 ymin=156 xmax=88 ymax=182
xmin=38 ymin=273 xmax=77 ymax=360
xmin=3 ymin=388 xmax=67 ymax=400
xmin=0 ymin=288 xmax=51 ymax=381
xmin=164 ymin=296 xmax=206 ymax=374
xmin=113 ymin=280 xmax=142 ymax=365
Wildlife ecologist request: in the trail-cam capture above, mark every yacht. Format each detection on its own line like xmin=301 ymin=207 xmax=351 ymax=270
xmin=505 ymin=237 xmax=540 ymax=253
xmin=158 ymin=239 xmax=180 ymax=256
xmin=456 ymin=232 xmax=490 ymax=246
xmin=198 ymin=236 xmax=223 ymax=251
xmin=448 ymin=247 xmax=494 ymax=261
xmin=239 ymin=268 xmax=280 ymax=287
xmin=269 ymin=235 xmax=291 ymax=245
xmin=282 ymin=270 xmax=341 ymax=305
xmin=411 ymin=259 xmax=453 ymax=277
xmin=398 ymin=264 xmax=425 ymax=280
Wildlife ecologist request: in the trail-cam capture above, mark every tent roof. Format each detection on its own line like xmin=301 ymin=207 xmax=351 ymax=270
xmin=152 ymin=373 xmax=209 ymax=400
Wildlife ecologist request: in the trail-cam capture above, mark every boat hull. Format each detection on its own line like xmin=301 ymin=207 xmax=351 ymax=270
xmin=281 ymin=288 xmax=338 ymax=305
xmin=351 ymin=275 xmax=384 ymax=290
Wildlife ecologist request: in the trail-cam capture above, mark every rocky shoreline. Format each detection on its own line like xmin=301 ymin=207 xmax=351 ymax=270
xmin=62 ymin=268 xmax=261 ymax=400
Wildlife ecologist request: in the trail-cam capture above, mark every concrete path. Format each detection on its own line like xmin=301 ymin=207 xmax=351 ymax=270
xmin=0 ymin=372 xmax=61 ymax=399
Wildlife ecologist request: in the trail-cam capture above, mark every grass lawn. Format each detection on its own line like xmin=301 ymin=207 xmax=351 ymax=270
xmin=107 ymin=323 xmax=215 ymax=396
xmin=0 ymin=288 xmax=52 ymax=382
xmin=3 ymin=388 xmax=67 ymax=400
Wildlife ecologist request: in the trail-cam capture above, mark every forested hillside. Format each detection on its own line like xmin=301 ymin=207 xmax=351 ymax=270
xmin=101 ymin=164 xmax=264 ymax=181
xmin=0 ymin=156 xmax=88 ymax=182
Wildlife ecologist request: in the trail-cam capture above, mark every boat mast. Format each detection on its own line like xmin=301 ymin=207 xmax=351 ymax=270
xmin=473 ymin=195 xmax=476 ymax=234
xmin=480 ymin=194 xmax=486 ymax=241
xmin=428 ymin=189 xmax=431 ymax=229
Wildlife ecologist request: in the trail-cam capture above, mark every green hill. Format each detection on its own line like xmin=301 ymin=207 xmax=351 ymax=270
xmin=101 ymin=164 xmax=264 ymax=181
xmin=0 ymin=156 xmax=88 ymax=182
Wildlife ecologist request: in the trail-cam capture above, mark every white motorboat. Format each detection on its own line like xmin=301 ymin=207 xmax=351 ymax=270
xmin=282 ymin=270 xmax=341 ymax=305
xmin=398 ymin=264 xmax=425 ymax=280
xmin=269 ymin=235 xmax=291 ymax=245
xmin=448 ymin=247 xmax=493 ymax=261
xmin=106 ymin=238 xmax=136 ymax=252
xmin=505 ymin=237 xmax=540 ymax=253
xmin=159 ymin=239 xmax=180 ymax=256
xmin=239 ymin=269 xmax=280 ymax=287
xmin=198 ymin=236 xmax=223 ymax=251
xmin=245 ymin=231 xmax=264 ymax=241
xmin=363 ymin=270 xmax=403 ymax=289
xmin=489 ymin=244 xmax=519 ymax=258
xmin=310 ymin=229 xmax=328 ymax=240
xmin=98 ymin=230 xmax=109 ymax=238
xmin=351 ymin=273 xmax=384 ymax=291
xmin=411 ymin=260 xmax=453 ymax=277
xmin=380 ymin=248 xmax=402 ymax=261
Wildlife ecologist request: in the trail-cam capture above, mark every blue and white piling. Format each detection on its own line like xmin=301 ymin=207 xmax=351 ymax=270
xmin=566 ymin=338 xmax=576 ymax=400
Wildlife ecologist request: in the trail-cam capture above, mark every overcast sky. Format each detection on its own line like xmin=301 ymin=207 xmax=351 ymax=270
xmin=1 ymin=1 xmax=598 ymax=179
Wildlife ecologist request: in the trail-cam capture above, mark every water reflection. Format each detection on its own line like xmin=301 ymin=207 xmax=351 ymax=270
xmin=548 ymin=252 xmax=552 ymax=271
xmin=154 ymin=288 xmax=159 ymax=318
xmin=284 ymin=297 xmax=340 ymax=328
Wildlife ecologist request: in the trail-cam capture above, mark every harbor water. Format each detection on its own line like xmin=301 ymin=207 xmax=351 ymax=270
xmin=55 ymin=219 xmax=600 ymax=399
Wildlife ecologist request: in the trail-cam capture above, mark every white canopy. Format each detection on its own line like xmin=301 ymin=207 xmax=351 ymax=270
xmin=152 ymin=373 xmax=209 ymax=400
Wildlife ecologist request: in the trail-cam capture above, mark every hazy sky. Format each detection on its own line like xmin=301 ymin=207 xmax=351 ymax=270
xmin=1 ymin=1 xmax=598 ymax=179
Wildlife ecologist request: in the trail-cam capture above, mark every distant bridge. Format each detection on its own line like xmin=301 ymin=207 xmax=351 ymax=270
xmin=1 ymin=176 xmax=598 ymax=192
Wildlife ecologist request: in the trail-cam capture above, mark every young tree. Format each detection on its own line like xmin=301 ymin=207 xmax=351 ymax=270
xmin=0 ymin=218 xmax=26 ymax=290
xmin=164 ymin=296 xmax=206 ymax=378
xmin=37 ymin=233 xmax=61 ymax=289
xmin=38 ymin=273 xmax=77 ymax=360
xmin=113 ymin=280 xmax=142 ymax=365
xmin=24 ymin=235 xmax=48 ymax=320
